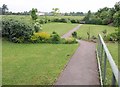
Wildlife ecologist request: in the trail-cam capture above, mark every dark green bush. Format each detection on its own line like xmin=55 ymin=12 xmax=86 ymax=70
xmin=70 ymin=19 xmax=77 ymax=23
xmin=50 ymin=32 xmax=61 ymax=43
xmin=72 ymin=31 xmax=77 ymax=38
xmin=2 ymin=19 xmax=34 ymax=43
xmin=60 ymin=18 xmax=70 ymax=23
xmin=52 ymin=18 xmax=61 ymax=22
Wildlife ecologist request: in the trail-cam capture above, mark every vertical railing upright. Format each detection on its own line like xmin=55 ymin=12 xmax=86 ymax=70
xmin=97 ymin=34 xmax=120 ymax=87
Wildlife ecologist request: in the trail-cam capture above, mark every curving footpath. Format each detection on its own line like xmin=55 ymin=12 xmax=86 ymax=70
xmin=55 ymin=24 xmax=100 ymax=85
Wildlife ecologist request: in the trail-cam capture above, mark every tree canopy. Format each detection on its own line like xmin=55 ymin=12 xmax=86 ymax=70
xmin=83 ymin=1 xmax=120 ymax=27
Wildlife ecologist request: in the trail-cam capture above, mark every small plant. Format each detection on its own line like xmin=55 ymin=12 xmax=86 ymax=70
xmin=65 ymin=37 xmax=77 ymax=44
xmin=72 ymin=31 xmax=77 ymax=38
xmin=30 ymin=35 xmax=39 ymax=43
xmin=50 ymin=32 xmax=61 ymax=43
xmin=91 ymin=35 xmax=97 ymax=39
xmin=87 ymin=27 xmax=91 ymax=40
xmin=102 ymin=29 xmax=107 ymax=34
xmin=102 ymin=29 xmax=107 ymax=38
xmin=77 ymin=36 xmax=82 ymax=40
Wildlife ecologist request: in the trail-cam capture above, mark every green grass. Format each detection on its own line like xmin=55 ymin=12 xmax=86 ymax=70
xmin=107 ymin=43 xmax=118 ymax=66
xmin=2 ymin=22 xmax=79 ymax=85
xmin=43 ymin=23 xmax=78 ymax=36
xmin=42 ymin=16 xmax=84 ymax=20
xmin=77 ymin=24 xmax=117 ymax=40
xmin=2 ymin=15 xmax=84 ymax=22
xmin=100 ymin=43 xmax=118 ymax=85
xmin=2 ymin=40 xmax=78 ymax=85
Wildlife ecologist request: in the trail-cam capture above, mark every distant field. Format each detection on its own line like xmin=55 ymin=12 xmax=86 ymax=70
xmin=77 ymin=24 xmax=117 ymax=40
xmin=1 ymin=15 xmax=84 ymax=21
xmin=43 ymin=23 xmax=78 ymax=36
xmin=41 ymin=16 xmax=84 ymax=20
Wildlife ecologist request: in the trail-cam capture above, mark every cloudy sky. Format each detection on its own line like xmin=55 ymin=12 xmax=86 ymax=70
xmin=0 ymin=0 xmax=119 ymax=13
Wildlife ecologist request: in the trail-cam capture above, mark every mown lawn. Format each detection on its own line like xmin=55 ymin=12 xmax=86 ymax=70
xmin=2 ymin=40 xmax=78 ymax=85
xmin=101 ymin=43 xmax=118 ymax=85
xmin=2 ymin=22 xmax=79 ymax=85
xmin=107 ymin=43 xmax=118 ymax=66
xmin=43 ymin=23 xmax=78 ymax=36
xmin=77 ymin=24 xmax=117 ymax=40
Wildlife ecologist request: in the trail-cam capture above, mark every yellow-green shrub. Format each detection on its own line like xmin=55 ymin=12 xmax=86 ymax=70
xmin=34 ymin=32 xmax=50 ymax=40
xmin=65 ymin=37 xmax=78 ymax=44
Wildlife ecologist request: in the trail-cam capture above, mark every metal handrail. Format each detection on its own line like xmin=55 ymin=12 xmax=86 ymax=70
xmin=97 ymin=34 xmax=120 ymax=86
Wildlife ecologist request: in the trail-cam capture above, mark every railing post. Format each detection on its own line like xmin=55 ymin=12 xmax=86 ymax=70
xmin=112 ymin=73 xmax=116 ymax=87
xmin=98 ymin=36 xmax=100 ymax=58
xmin=100 ymin=44 xmax=103 ymax=65
xmin=103 ymin=52 xmax=107 ymax=85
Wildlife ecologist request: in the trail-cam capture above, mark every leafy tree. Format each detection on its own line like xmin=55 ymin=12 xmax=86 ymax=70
xmin=83 ymin=10 xmax=92 ymax=23
xmin=51 ymin=8 xmax=60 ymax=16
xmin=113 ymin=11 xmax=120 ymax=26
xmin=83 ymin=1 xmax=120 ymax=26
xmin=2 ymin=4 xmax=8 ymax=15
xmin=31 ymin=8 xmax=38 ymax=20
xmin=114 ymin=1 xmax=120 ymax=12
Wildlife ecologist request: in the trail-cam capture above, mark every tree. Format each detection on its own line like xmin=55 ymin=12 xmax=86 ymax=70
xmin=2 ymin=4 xmax=8 ymax=15
xmin=51 ymin=8 xmax=60 ymax=16
xmin=83 ymin=10 xmax=92 ymax=23
xmin=31 ymin=8 xmax=38 ymax=20
xmin=114 ymin=1 xmax=120 ymax=12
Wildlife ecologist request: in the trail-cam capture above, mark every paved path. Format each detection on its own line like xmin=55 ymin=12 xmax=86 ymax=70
xmin=55 ymin=24 xmax=100 ymax=85
xmin=61 ymin=24 xmax=82 ymax=38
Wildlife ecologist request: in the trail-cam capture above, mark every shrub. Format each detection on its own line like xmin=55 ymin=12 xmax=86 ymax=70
xmin=91 ymin=35 xmax=97 ymax=39
xmin=39 ymin=19 xmax=45 ymax=24
xmin=60 ymin=18 xmax=71 ymax=23
xmin=77 ymin=36 xmax=82 ymax=40
xmin=2 ymin=18 xmax=33 ymax=43
xmin=30 ymin=32 xmax=50 ymax=43
xmin=34 ymin=21 xmax=42 ymax=32
xmin=65 ymin=37 xmax=78 ymax=44
xmin=70 ymin=19 xmax=78 ymax=23
xmin=36 ymin=18 xmax=46 ymax=24
xmin=30 ymin=35 xmax=39 ymax=43
xmin=50 ymin=32 xmax=61 ymax=43
xmin=53 ymin=18 xmax=61 ymax=22
xmin=72 ymin=31 xmax=77 ymax=38
xmin=105 ymin=32 xmax=118 ymax=41
xmin=34 ymin=32 xmax=50 ymax=39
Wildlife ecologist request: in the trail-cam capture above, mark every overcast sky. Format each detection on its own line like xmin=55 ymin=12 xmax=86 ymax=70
xmin=0 ymin=0 xmax=119 ymax=13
